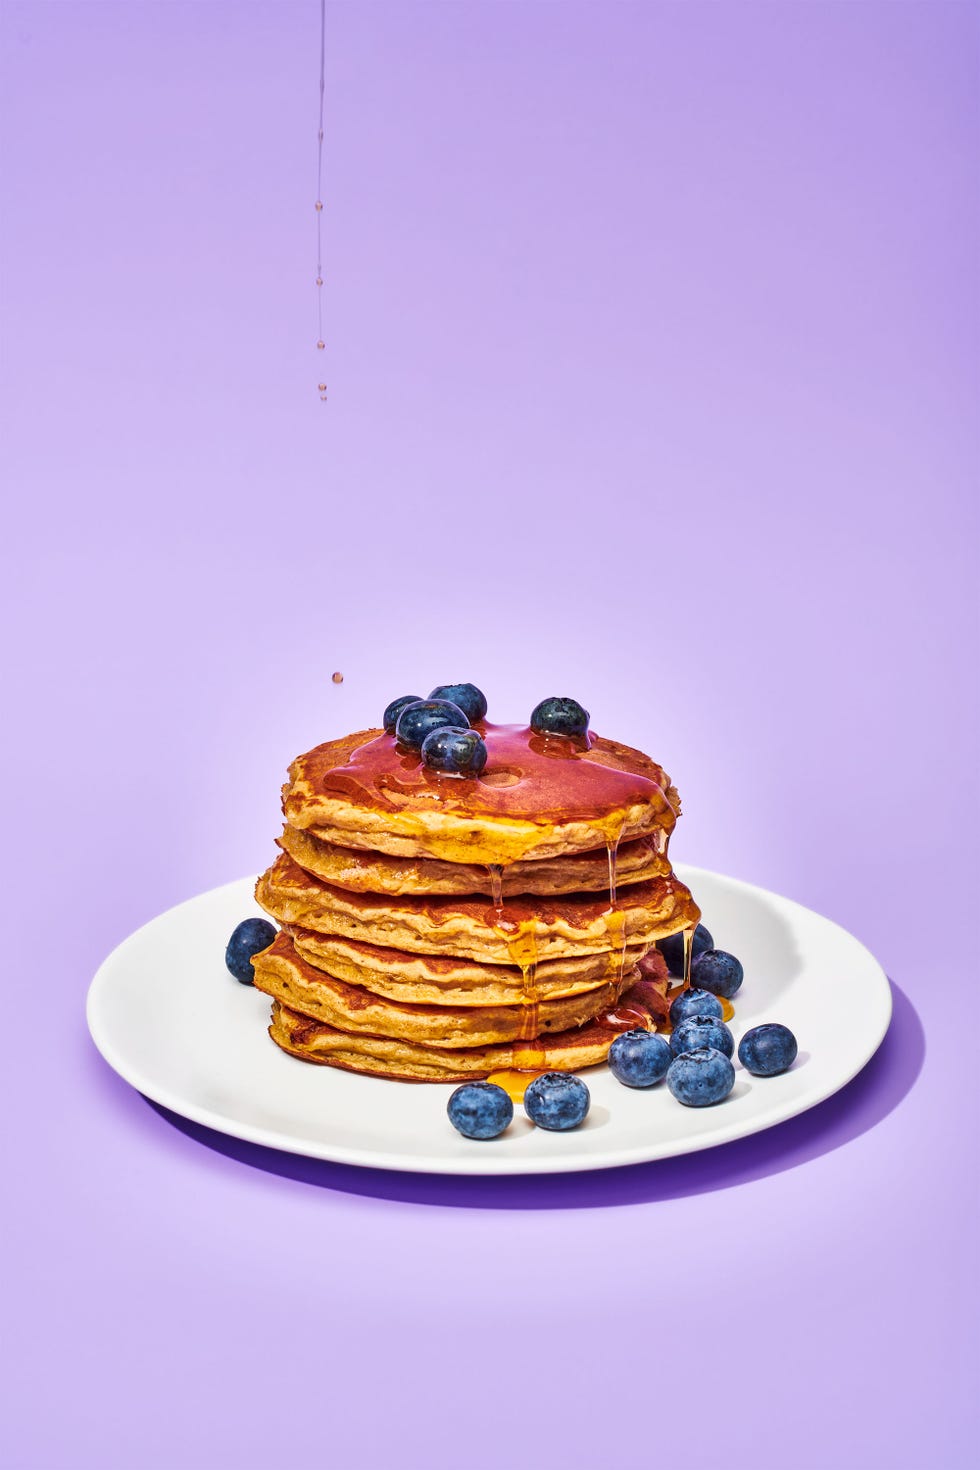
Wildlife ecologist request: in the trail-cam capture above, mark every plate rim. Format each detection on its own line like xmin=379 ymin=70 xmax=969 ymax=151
xmin=86 ymin=865 xmax=893 ymax=1176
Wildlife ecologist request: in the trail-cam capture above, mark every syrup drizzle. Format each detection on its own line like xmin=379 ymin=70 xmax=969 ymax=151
xmin=603 ymin=820 xmax=631 ymax=983
xmin=486 ymin=863 xmax=504 ymax=916
xmin=483 ymin=863 xmax=545 ymax=1091
xmin=486 ymin=821 xmax=635 ymax=1099
xmin=606 ymin=832 xmax=620 ymax=907
xmin=313 ymin=0 xmax=327 ymax=400
xmin=662 ymin=927 xmax=735 ymax=1034
xmin=507 ymin=920 xmax=542 ymax=1049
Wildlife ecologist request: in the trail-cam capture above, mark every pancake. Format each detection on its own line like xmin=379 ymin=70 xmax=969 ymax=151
xmin=252 ymin=932 xmax=637 ymax=1046
xmin=256 ymin=851 xmax=700 ymax=964
xmin=285 ymin=926 xmax=656 ymax=1005
xmin=279 ymin=823 xmax=670 ymax=897
xmin=268 ymin=973 xmax=670 ymax=1081
xmin=282 ymin=725 xmax=681 ymax=865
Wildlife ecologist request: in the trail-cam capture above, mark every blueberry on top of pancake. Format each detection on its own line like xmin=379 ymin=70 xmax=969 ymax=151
xmin=429 ymin=683 xmax=488 ymax=724
xmin=395 ymin=699 xmax=470 ymax=750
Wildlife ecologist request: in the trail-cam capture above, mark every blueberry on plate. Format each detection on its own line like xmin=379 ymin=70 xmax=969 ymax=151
xmin=657 ymin=923 xmax=714 ymax=979
xmin=529 ymin=696 xmax=590 ymax=740
xmin=421 ymin=726 xmax=488 ymax=777
xmin=225 ymin=917 xmax=277 ymax=984
xmin=447 ymin=1082 xmax=513 ymax=1140
xmin=666 ymin=1047 xmax=736 ymax=1107
xmin=608 ymin=1029 xmax=672 ymax=1088
xmin=523 ymin=1072 xmax=591 ymax=1130
xmin=670 ymin=1014 xmax=735 ymax=1058
xmin=429 ymin=683 xmax=488 ymax=724
xmin=668 ymin=988 xmax=724 ymax=1027
xmin=738 ymin=1023 xmax=798 ymax=1077
xmin=692 ymin=948 xmax=744 ymax=999
xmin=395 ymin=698 xmax=470 ymax=749
xmin=383 ymin=694 xmax=422 ymax=734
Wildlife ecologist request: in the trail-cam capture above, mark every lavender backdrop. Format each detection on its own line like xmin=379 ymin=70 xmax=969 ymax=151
xmin=1 ymin=2 xmax=976 ymax=1467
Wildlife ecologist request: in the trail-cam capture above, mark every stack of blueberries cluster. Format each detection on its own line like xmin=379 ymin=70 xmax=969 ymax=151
xmin=447 ymin=923 xmax=798 ymax=1140
xmin=384 ymin=689 xmax=494 ymax=777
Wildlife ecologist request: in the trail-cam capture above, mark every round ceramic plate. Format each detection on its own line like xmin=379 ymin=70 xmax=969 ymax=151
xmin=86 ymin=865 xmax=891 ymax=1175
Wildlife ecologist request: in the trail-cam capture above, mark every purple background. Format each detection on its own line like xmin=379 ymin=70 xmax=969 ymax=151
xmin=1 ymin=2 xmax=977 ymax=1467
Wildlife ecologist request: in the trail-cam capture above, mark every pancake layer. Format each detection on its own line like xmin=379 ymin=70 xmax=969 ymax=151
xmin=256 ymin=851 xmax=699 ymax=963
xmin=253 ymin=933 xmax=637 ymax=1047
xmin=268 ymin=971 xmax=670 ymax=1082
xmin=279 ymin=823 xmax=670 ymax=897
xmin=285 ymin=926 xmax=655 ymax=1006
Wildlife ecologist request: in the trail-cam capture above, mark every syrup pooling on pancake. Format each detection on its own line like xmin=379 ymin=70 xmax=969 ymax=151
xmin=308 ymin=723 xmax=677 ymax=823
xmin=285 ymin=725 xmax=682 ymax=866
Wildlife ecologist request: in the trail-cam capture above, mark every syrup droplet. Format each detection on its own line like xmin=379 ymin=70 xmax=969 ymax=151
xmin=331 ymin=671 xmax=343 ymax=684
xmin=316 ymin=277 xmax=323 ymax=286
xmin=319 ymin=394 xmax=328 ymax=401
xmin=316 ymin=340 xmax=325 ymax=349
xmin=318 ymin=383 xmax=327 ymax=391
xmin=314 ymin=200 xmax=323 ymax=212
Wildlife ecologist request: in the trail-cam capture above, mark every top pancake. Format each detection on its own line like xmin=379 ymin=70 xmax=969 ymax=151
xmin=283 ymin=724 xmax=681 ymax=865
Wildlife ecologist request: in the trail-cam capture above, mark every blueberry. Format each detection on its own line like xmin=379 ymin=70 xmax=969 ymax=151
xmin=421 ymin=726 xmax=488 ymax=777
xmin=447 ymin=1082 xmax=514 ymax=1140
xmin=668 ymin=988 xmax=724 ymax=1027
xmin=225 ymin=917 xmax=277 ymax=984
xmin=530 ymin=696 xmax=590 ymax=740
xmin=666 ymin=1047 xmax=736 ymax=1107
xmin=383 ymin=694 xmax=422 ymax=734
xmin=657 ymin=924 xmax=714 ymax=978
xmin=523 ymin=1072 xmax=591 ymax=1131
xmin=428 ymin=683 xmax=488 ymax=724
xmin=692 ymin=948 xmax=744 ymax=999
xmin=738 ymin=1024 xmax=798 ymax=1077
xmin=608 ymin=1029 xmax=672 ymax=1088
xmin=670 ymin=1014 xmax=735 ymax=1058
xmin=395 ymin=698 xmax=470 ymax=749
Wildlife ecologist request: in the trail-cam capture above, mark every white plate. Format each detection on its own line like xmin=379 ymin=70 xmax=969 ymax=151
xmin=86 ymin=865 xmax=891 ymax=1175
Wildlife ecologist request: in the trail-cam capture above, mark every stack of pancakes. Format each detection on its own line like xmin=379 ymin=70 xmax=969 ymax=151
xmin=252 ymin=722 xmax=700 ymax=1082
